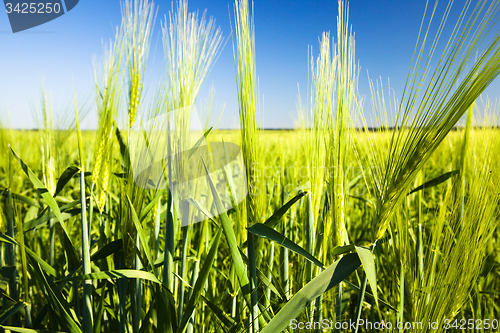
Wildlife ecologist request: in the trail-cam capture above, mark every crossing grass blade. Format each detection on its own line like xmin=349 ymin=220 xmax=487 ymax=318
xmin=187 ymin=127 xmax=213 ymax=159
xmin=260 ymin=253 xmax=362 ymax=333
xmin=155 ymin=286 xmax=176 ymax=333
xmin=262 ymin=191 xmax=308 ymax=229
xmin=247 ymin=223 xmax=325 ymax=269
xmin=9 ymin=146 xmax=70 ymax=240
xmin=354 ymin=246 xmax=378 ymax=307
xmin=126 ymin=195 xmax=154 ymax=272
xmin=31 ymin=262 xmax=82 ymax=333
xmin=23 ymin=210 xmax=77 ymax=232
xmin=186 ymin=197 xmax=219 ymax=227
xmin=237 ymin=247 xmax=287 ymax=302
xmin=201 ymin=295 xmax=238 ymax=329
xmin=178 ymin=227 xmax=222 ymax=333
xmin=408 ymin=170 xmax=459 ymax=195
xmin=59 ymin=269 xmax=164 ymax=286
xmin=139 ymin=189 xmax=164 ymax=221
xmin=54 ymin=166 xmax=80 ymax=197
xmin=0 ymin=302 xmax=26 ymax=325
xmin=25 ymin=247 xmax=57 ymax=277
xmin=89 ymin=239 xmax=124 ymax=262
xmin=0 ymin=232 xmax=17 ymax=246
xmin=200 ymin=158 xmax=252 ymax=305
xmin=0 ymin=188 xmax=40 ymax=207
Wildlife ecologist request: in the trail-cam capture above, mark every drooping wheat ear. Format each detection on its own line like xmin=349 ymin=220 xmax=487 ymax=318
xmin=374 ymin=0 xmax=500 ymax=240
xmin=123 ymin=0 xmax=156 ymax=128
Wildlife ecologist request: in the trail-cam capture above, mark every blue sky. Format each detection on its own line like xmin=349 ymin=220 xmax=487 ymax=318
xmin=1 ymin=0 xmax=499 ymax=129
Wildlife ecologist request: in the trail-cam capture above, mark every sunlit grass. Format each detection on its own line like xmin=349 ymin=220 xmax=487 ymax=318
xmin=1 ymin=0 xmax=500 ymax=332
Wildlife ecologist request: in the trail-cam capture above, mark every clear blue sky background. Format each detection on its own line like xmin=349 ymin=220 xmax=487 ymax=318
xmin=1 ymin=0 xmax=499 ymax=129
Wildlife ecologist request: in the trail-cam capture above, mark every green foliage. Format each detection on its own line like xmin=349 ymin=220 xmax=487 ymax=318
xmin=1 ymin=1 xmax=500 ymax=333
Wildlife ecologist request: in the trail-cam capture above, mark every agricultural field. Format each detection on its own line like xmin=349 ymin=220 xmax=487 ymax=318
xmin=1 ymin=0 xmax=500 ymax=332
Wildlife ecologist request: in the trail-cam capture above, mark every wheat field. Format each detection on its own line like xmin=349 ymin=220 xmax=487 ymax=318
xmin=1 ymin=0 xmax=500 ymax=332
